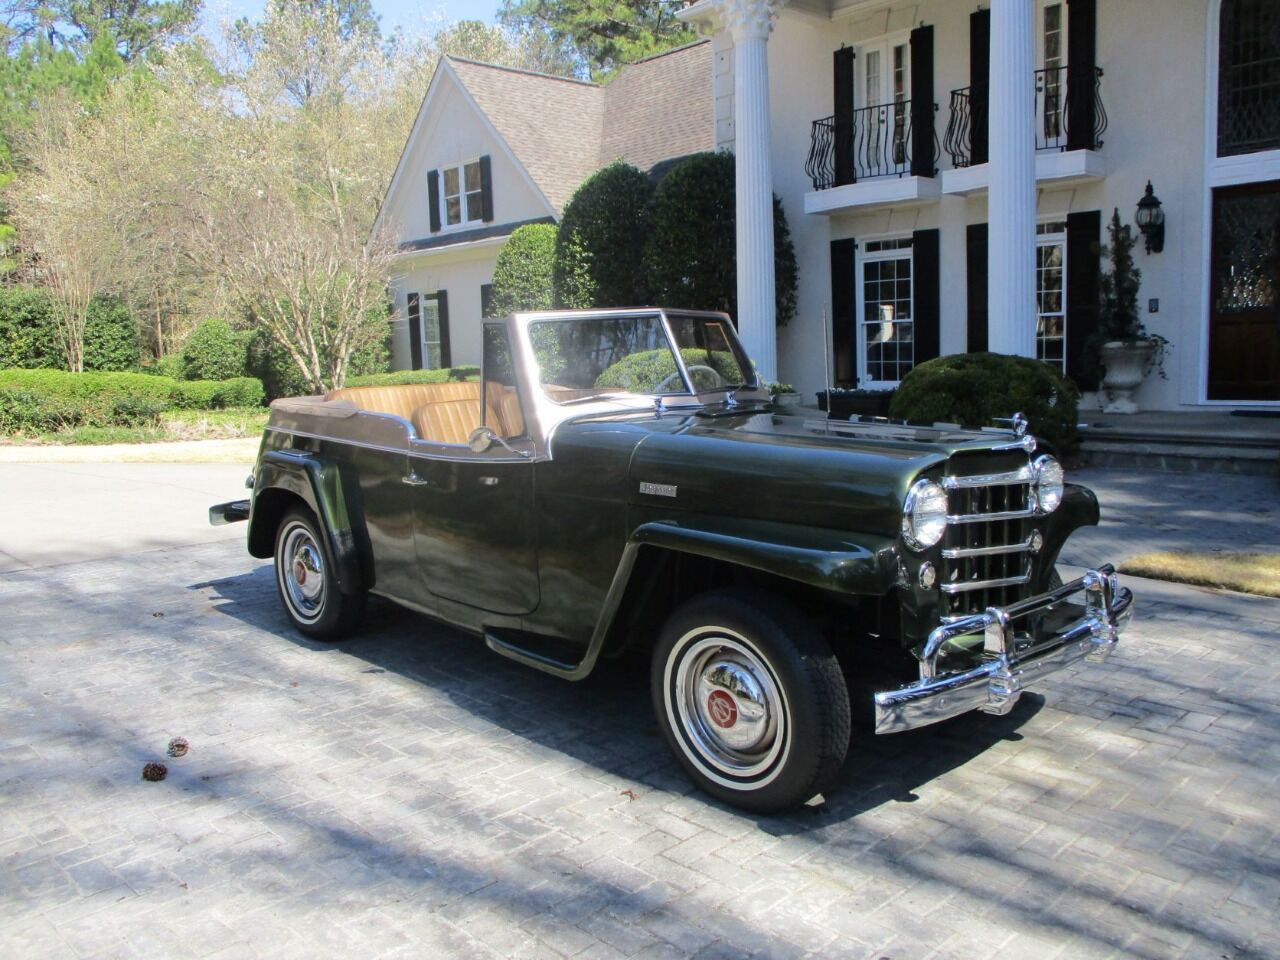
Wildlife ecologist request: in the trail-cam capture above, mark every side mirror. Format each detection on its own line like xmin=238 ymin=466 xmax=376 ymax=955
xmin=468 ymin=425 xmax=495 ymax=453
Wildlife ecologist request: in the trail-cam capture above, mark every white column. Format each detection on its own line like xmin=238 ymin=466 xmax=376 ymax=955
xmin=722 ymin=0 xmax=786 ymax=382
xmin=987 ymin=0 xmax=1037 ymax=358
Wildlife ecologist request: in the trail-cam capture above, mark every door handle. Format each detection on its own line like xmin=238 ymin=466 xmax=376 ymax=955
xmin=402 ymin=473 xmax=432 ymax=486
xmin=478 ymin=476 xmax=499 ymax=486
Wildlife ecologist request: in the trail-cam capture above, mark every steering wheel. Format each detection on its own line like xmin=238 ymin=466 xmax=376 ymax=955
xmin=656 ymin=364 xmax=725 ymax=394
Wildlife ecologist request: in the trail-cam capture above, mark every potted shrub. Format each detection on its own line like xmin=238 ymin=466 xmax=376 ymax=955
xmin=1088 ymin=209 xmax=1168 ymax=414
xmin=768 ymin=381 xmax=801 ymax=410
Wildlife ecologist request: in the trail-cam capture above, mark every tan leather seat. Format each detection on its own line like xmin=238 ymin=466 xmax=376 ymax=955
xmin=326 ymin=381 xmax=481 ymax=421
xmin=413 ymin=398 xmax=481 ymax=445
xmin=484 ymin=383 xmax=526 ymax=439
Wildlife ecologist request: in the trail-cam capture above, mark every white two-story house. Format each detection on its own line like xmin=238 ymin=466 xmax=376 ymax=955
xmin=374 ymin=42 xmax=713 ymax=371
xmin=679 ymin=0 xmax=1280 ymax=410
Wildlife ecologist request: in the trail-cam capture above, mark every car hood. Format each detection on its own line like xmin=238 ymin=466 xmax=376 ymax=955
xmin=552 ymin=407 xmax=1034 ymax=539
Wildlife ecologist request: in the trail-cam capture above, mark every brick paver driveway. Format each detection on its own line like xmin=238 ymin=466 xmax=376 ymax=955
xmin=3 ymin=540 xmax=1278 ymax=959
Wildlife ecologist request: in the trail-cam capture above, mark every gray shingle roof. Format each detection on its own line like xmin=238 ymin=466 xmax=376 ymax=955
xmin=446 ymin=41 xmax=713 ymax=215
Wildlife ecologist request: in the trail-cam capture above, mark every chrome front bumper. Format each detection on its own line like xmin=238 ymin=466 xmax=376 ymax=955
xmin=874 ymin=565 xmax=1134 ymax=735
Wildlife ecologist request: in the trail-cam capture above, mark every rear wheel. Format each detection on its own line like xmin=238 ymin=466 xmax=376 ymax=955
xmin=651 ymin=589 xmax=850 ymax=813
xmin=273 ymin=506 xmax=365 ymax=640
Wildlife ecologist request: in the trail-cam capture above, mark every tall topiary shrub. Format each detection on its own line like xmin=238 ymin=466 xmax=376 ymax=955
xmin=0 ymin=288 xmax=61 ymax=369
xmin=888 ymin=353 xmax=1081 ymax=455
xmin=491 ymin=223 xmax=557 ymax=315
xmin=83 ymin=296 xmax=142 ymax=372
xmin=646 ymin=152 xmax=798 ymax=326
xmin=181 ymin=319 xmax=249 ymax=381
xmin=553 ymin=161 xmax=654 ymax=308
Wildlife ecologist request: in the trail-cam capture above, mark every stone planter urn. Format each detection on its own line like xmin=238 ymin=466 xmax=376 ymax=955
xmin=1100 ymin=339 xmax=1156 ymax=414
xmin=772 ymin=392 xmax=801 ymax=411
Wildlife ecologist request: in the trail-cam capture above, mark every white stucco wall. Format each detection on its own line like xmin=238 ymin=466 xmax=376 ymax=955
xmin=716 ymin=0 xmax=1228 ymax=410
xmin=387 ymin=244 xmax=503 ymax=371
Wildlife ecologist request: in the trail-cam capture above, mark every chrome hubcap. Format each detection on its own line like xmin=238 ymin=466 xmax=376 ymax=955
xmin=672 ymin=633 xmax=785 ymax=779
xmin=280 ymin=523 xmax=324 ymax=621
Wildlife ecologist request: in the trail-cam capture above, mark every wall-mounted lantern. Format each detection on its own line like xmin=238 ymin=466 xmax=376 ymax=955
xmin=1135 ymin=180 xmax=1165 ymax=254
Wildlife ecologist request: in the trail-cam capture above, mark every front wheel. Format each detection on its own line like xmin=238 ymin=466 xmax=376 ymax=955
xmin=273 ymin=506 xmax=365 ymax=641
xmin=651 ymin=589 xmax=850 ymax=813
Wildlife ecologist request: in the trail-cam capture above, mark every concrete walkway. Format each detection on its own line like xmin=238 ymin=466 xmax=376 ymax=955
xmin=0 ymin=462 xmax=253 ymax=572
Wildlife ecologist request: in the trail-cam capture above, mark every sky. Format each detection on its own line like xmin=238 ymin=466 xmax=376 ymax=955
xmin=201 ymin=0 xmax=501 ymax=38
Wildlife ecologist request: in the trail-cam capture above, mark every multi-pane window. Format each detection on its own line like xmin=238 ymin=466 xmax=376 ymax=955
xmin=421 ymin=293 xmax=444 ymax=368
xmin=859 ymin=237 xmax=914 ymax=386
xmin=1036 ymin=221 xmax=1068 ymax=370
xmin=1217 ymin=0 xmax=1280 ymax=156
xmin=441 ymin=161 xmax=484 ymax=227
xmin=1038 ymin=1 xmax=1066 ymax=147
xmin=859 ymin=40 xmax=910 ymax=174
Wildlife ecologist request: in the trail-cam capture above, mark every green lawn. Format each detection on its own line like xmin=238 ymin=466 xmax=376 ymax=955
xmin=3 ymin=407 xmax=269 ymax=445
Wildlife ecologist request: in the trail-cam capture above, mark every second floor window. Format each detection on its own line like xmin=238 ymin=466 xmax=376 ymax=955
xmin=1218 ymin=0 xmax=1280 ymax=157
xmin=442 ymin=160 xmax=484 ymax=227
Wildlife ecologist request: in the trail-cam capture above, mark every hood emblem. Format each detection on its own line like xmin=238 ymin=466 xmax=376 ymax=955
xmin=639 ymin=481 xmax=678 ymax=498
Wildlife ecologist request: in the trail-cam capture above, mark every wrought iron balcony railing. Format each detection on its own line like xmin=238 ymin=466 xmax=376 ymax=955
xmin=805 ymin=100 xmax=938 ymax=191
xmin=943 ymin=65 xmax=1107 ymax=169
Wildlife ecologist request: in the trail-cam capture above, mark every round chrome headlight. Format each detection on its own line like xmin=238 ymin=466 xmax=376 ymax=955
xmin=902 ymin=478 xmax=948 ymax=551
xmin=1032 ymin=455 xmax=1064 ymax=514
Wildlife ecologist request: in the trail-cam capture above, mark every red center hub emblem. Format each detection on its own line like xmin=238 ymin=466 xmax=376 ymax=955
xmin=706 ymin=689 xmax=738 ymax=729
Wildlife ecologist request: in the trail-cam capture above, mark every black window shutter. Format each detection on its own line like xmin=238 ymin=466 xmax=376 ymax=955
xmin=1066 ymin=0 xmax=1098 ymax=151
xmin=437 ymin=290 xmax=452 ymax=369
xmin=478 ymin=155 xmax=494 ymax=223
xmin=966 ymin=223 xmax=989 ymax=353
xmin=970 ymin=9 xmax=991 ymax=166
xmin=407 ymin=292 xmax=422 ymax=370
xmin=830 ymin=239 xmax=857 ymax=386
xmin=427 ymin=170 xmax=441 ymax=233
xmin=912 ymin=229 xmax=941 ymax=364
xmin=833 ymin=47 xmax=856 ymax=187
xmin=1065 ymin=210 xmax=1102 ymax=388
xmin=481 ymin=283 xmax=495 ymax=319
xmin=910 ymin=25 xmax=935 ymax=178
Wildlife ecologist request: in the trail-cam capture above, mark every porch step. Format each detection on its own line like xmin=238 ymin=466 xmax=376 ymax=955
xmin=1077 ymin=411 xmax=1280 ymax=475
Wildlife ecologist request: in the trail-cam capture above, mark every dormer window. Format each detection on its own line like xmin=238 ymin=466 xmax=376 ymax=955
xmin=443 ymin=160 xmax=485 ymax=227
xmin=427 ymin=155 xmax=494 ymax=233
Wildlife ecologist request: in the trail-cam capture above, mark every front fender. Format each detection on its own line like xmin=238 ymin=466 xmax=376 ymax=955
xmin=629 ymin=516 xmax=900 ymax=597
xmin=248 ymin=449 xmax=372 ymax=594
xmin=1040 ymin=482 xmax=1100 ymax=572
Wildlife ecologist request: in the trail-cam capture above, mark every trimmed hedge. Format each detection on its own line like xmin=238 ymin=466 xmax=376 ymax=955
xmin=83 ymin=296 xmax=142 ymax=372
xmin=345 ymin=367 xmax=479 ymax=387
xmin=553 ymin=161 xmax=653 ymax=309
xmin=181 ymin=319 xmax=249 ymax=381
xmin=888 ymin=353 xmax=1080 ymax=455
xmin=0 ymin=368 xmax=265 ymax=434
xmin=595 ymin=348 xmax=745 ymax=393
xmin=0 ymin=288 xmax=141 ymax=372
xmin=491 ymin=223 xmax=557 ymax=316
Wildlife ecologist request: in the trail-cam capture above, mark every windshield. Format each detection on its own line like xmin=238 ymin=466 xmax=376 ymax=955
xmin=527 ymin=312 xmax=756 ymax=405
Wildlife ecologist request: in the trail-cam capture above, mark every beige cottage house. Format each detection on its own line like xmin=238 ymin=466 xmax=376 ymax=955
xmin=374 ymin=42 xmax=714 ymax=372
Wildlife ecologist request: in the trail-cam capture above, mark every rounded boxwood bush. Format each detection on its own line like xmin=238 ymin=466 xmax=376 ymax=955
xmin=553 ymin=161 xmax=653 ymax=309
xmin=492 ymin=223 xmax=557 ymax=316
xmin=888 ymin=353 xmax=1080 ymax=455
xmin=181 ymin=319 xmax=248 ymax=382
xmin=645 ymin=151 xmax=798 ymax=326
xmin=83 ymin=296 xmax=142 ymax=372
xmin=595 ymin=348 xmax=746 ymax=393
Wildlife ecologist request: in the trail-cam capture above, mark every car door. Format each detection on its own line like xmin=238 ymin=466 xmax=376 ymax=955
xmin=408 ymin=324 xmax=540 ymax=616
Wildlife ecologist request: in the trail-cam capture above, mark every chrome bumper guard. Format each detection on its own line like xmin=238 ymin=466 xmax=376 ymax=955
xmin=874 ymin=564 xmax=1134 ymax=735
xmin=209 ymin=499 xmax=251 ymax=526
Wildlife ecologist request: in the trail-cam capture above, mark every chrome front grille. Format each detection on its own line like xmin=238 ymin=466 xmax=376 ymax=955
xmin=940 ymin=467 xmax=1034 ymax=618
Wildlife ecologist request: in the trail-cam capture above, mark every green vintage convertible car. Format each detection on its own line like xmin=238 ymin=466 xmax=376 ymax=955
xmin=211 ymin=308 xmax=1133 ymax=812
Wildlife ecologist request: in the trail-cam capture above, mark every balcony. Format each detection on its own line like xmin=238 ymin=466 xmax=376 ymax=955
xmin=803 ymin=101 xmax=941 ymax=215
xmin=941 ymin=65 xmax=1108 ymax=195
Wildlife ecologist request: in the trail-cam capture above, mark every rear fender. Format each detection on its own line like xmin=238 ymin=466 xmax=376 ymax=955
xmin=247 ymin=449 xmax=371 ymax=594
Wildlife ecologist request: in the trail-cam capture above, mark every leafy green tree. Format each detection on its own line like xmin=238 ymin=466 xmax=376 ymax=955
xmin=491 ymin=223 xmax=557 ymax=316
xmin=180 ymin=318 xmax=248 ymax=381
xmin=645 ymin=151 xmax=798 ymax=326
xmin=1 ymin=0 xmax=202 ymax=61
xmin=82 ymin=295 xmax=141 ymax=371
xmin=553 ymin=161 xmax=653 ymax=308
xmin=498 ymin=0 xmax=694 ymax=79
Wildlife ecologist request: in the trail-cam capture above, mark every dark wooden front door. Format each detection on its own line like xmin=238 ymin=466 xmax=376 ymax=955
xmin=1209 ymin=180 xmax=1280 ymax=401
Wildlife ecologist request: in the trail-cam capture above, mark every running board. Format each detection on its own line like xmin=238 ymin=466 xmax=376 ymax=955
xmin=484 ymin=629 xmax=587 ymax=678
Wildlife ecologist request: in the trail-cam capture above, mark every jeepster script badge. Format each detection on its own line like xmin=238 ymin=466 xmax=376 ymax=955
xmin=639 ymin=482 xmax=677 ymax=498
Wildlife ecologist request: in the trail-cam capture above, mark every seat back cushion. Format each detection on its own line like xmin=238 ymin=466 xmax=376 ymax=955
xmin=413 ymin=398 xmax=481 ymax=445
xmin=326 ymin=381 xmax=480 ymax=420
